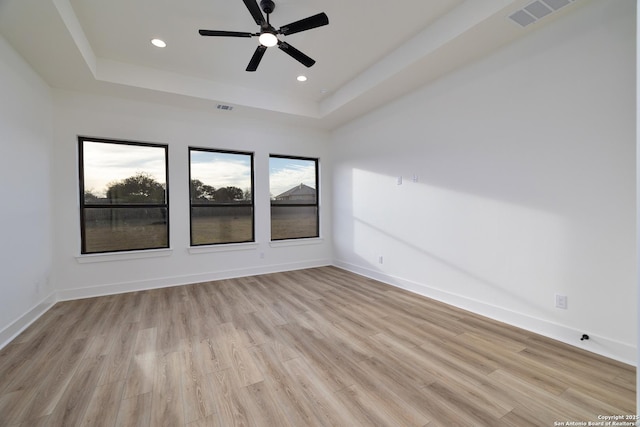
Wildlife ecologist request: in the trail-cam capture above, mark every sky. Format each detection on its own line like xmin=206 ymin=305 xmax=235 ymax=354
xmin=82 ymin=140 xmax=316 ymax=198
xmin=269 ymin=157 xmax=316 ymax=197
xmin=82 ymin=141 xmax=166 ymax=197
xmin=190 ymin=150 xmax=252 ymax=191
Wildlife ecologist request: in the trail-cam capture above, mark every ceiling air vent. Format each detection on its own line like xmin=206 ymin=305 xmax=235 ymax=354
xmin=508 ymin=0 xmax=574 ymax=28
xmin=216 ymin=104 xmax=234 ymax=111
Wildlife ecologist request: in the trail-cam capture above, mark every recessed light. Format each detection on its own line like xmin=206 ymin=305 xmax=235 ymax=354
xmin=151 ymin=38 xmax=166 ymax=48
xmin=297 ymin=75 xmax=308 ymax=82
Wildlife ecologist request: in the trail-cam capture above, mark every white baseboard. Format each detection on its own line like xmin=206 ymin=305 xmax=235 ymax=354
xmin=57 ymin=259 xmax=332 ymax=301
xmin=0 ymin=293 xmax=57 ymax=349
xmin=334 ymin=259 xmax=637 ymax=366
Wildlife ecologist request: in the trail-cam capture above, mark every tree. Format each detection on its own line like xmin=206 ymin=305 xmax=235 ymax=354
xmin=190 ymin=179 xmax=216 ymax=202
xmin=242 ymin=188 xmax=252 ymax=202
xmin=106 ymin=172 xmax=165 ymax=203
xmin=214 ymin=186 xmax=244 ymax=203
xmin=83 ymin=189 xmax=100 ymax=203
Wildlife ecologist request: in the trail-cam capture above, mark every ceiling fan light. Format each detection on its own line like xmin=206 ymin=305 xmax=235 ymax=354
xmin=259 ymin=32 xmax=278 ymax=47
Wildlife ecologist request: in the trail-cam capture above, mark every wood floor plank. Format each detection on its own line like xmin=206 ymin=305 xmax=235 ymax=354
xmin=560 ymin=386 xmax=634 ymax=418
xmin=207 ymin=369 xmax=253 ymax=427
xmin=123 ymin=327 xmax=157 ymax=399
xmin=47 ymin=353 xmax=107 ymax=427
xmin=342 ymin=358 xmax=432 ymax=426
xmin=358 ymin=356 xmax=437 ymax=420
xmin=123 ymin=350 xmax=156 ymax=400
xmin=244 ymin=381 xmax=294 ymax=427
xmin=180 ymin=340 xmax=217 ymax=424
xmin=195 ymin=336 xmax=230 ymax=373
xmin=80 ymin=379 xmax=125 ymax=427
xmin=247 ymin=344 xmax=316 ymax=426
xmin=277 ymin=323 xmax=356 ymax=392
xmin=19 ymin=337 xmax=91 ymax=419
xmin=489 ymin=368 xmax=596 ymax=423
xmin=426 ymin=380 xmax=507 ymax=425
xmin=282 ymin=356 xmax=357 ymax=426
xmin=0 ymin=313 xmax=78 ymax=394
xmin=99 ymin=322 xmax=139 ymax=386
xmin=217 ymin=322 xmax=264 ymax=387
xmin=448 ymin=334 xmax=572 ymax=395
xmin=150 ymin=351 xmax=185 ymax=427
xmin=0 ymin=388 xmax=36 ymax=425
xmin=0 ymin=266 xmax=634 ymax=426
xmin=18 ymin=415 xmax=50 ymax=427
xmin=115 ymin=392 xmax=152 ymax=427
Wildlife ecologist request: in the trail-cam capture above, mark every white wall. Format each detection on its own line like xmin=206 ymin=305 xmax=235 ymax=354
xmin=0 ymin=35 xmax=55 ymax=345
xmin=636 ymin=0 xmax=640 ymax=413
xmin=52 ymin=90 xmax=332 ymax=299
xmin=332 ymin=0 xmax=636 ymax=363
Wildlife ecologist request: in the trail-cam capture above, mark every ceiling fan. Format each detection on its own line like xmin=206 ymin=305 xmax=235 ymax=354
xmin=199 ymin=0 xmax=329 ymax=72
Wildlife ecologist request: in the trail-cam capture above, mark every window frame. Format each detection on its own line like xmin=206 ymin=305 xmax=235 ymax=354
xmin=78 ymin=136 xmax=170 ymax=255
xmin=269 ymin=154 xmax=320 ymax=241
xmin=188 ymin=147 xmax=255 ymax=246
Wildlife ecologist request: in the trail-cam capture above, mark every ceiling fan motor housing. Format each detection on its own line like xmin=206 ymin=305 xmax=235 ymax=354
xmin=260 ymin=0 xmax=275 ymax=14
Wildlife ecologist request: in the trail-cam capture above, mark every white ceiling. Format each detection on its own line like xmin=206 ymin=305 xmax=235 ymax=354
xmin=0 ymin=0 xmax=586 ymax=128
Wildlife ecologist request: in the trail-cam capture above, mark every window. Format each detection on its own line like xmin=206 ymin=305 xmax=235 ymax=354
xmin=79 ymin=137 xmax=169 ymax=254
xmin=189 ymin=148 xmax=254 ymax=245
xmin=269 ymin=155 xmax=319 ymax=240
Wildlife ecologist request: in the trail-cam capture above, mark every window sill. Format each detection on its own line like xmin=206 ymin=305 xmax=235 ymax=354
xmin=188 ymin=242 xmax=259 ymax=255
xmin=76 ymin=248 xmax=173 ymax=264
xmin=269 ymin=238 xmax=324 ymax=248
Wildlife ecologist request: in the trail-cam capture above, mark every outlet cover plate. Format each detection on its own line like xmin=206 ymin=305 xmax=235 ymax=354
xmin=555 ymin=294 xmax=568 ymax=309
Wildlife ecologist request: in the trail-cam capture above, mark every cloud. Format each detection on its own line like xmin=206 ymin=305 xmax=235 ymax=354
xmin=190 ymin=153 xmax=252 ymax=190
xmin=269 ymin=158 xmax=316 ymax=197
xmin=83 ymin=141 xmax=166 ymax=196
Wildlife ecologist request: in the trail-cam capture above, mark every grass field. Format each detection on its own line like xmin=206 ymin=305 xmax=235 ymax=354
xmin=83 ymin=223 xmax=168 ymax=253
xmin=191 ymin=215 xmax=253 ymax=245
xmin=83 ymin=213 xmax=318 ymax=252
xmin=270 ymin=215 xmax=318 ymax=240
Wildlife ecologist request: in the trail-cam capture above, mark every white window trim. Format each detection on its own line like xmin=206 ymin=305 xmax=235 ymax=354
xmin=188 ymin=242 xmax=259 ymax=254
xmin=269 ymin=237 xmax=324 ymax=248
xmin=76 ymin=248 xmax=173 ymax=264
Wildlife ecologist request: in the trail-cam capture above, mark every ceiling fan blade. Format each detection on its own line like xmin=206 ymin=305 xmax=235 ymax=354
xmin=242 ymin=0 xmax=266 ymax=26
xmin=279 ymin=12 xmax=329 ymax=36
xmin=278 ymin=41 xmax=315 ymax=68
xmin=199 ymin=29 xmax=253 ymax=38
xmin=246 ymin=45 xmax=268 ymax=72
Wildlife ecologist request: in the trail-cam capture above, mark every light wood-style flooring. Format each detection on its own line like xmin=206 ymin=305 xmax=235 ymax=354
xmin=0 ymin=266 xmax=635 ymax=426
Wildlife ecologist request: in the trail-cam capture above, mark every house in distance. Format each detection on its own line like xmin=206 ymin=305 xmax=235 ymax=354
xmin=273 ymin=183 xmax=316 ymax=203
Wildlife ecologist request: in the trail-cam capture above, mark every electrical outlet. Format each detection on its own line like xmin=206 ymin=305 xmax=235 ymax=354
xmin=555 ymin=294 xmax=568 ymax=309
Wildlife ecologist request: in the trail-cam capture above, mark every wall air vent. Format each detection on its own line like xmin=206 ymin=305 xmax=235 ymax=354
xmin=216 ymin=104 xmax=234 ymax=111
xmin=508 ymin=0 xmax=574 ymax=28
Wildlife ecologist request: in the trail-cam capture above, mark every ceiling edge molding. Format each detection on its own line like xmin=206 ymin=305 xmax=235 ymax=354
xmin=51 ymin=0 xmax=97 ymax=76
xmin=318 ymin=0 xmax=518 ymax=119
xmin=94 ymin=58 xmax=321 ymax=118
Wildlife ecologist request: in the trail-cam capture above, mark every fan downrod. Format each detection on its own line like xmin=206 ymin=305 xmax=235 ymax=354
xmin=260 ymin=0 xmax=275 ymax=14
